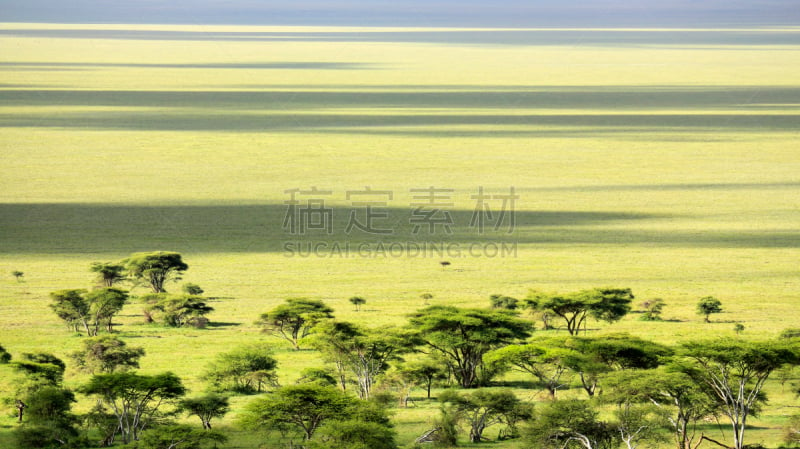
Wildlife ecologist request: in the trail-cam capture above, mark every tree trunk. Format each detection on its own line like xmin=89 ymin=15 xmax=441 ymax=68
xmin=15 ymin=400 xmax=26 ymax=423
xmin=547 ymin=385 xmax=557 ymax=400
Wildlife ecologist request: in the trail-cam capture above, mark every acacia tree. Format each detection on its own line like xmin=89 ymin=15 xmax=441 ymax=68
xmin=141 ymin=293 xmax=213 ymax=327
xmin=696 ymin=297 xmax=723 ymax=323
xmin=239 ymin=384 xmax=358 ymax=440
xmin=180 ymin=394 xmax=230 ymax=430
xmin=349 ymin=296 xmax=366 ymax=311
xmin=49 ymin=289 xmax=91 ymax=334
xmin=680 ymin=339 xmax=800 ymax=449
xmin=70 ymin=335 xmax=144 ymax=374
xmin=439 ymin=389 xmax=532 ymax=443
xmin=568 ymin=334 xmax=673 ymax=397
xmin=396 ymin=359 xmax=449 ymax=400
xmin=532 ymin=288 xmax=633 ymax=335
xmin=486 ymin=340 xmax=578 ymax=400
xmin=86 ymin=288 xmax=129 ymax=333
xmin=640 ymin=298 xmax=666 ymax=321
xmin=203 ymin=344 xmax=278 ymax=394
xmin=406 ymin=306 xmax=532 ymax=388
xmin=79 ymin=372 xmax=186 ymax=444
xmin=49 ymin=288 xmax=128 ymax=336
xmin=123 ymin=251 xmax=188 ymax=293
xmin=310 ymin=321 xmax=412 ymax=399
xmin=90 ymin=262 xmax=126 ymax=288
xmin=257 ymin=298 xmax=334 ymax=350
xmin=612 ymin=402 xmax=669 ymax=449
xmin=605 ymin=368 xmax=716 ymax=449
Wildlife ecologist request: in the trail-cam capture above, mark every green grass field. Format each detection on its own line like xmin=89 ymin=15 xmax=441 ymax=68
xmin=0 ymin=23 xmax=799 ymax=448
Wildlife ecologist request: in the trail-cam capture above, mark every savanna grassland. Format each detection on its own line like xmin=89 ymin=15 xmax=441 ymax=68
xmin=0 ymin=23 xmax=799 ymax=448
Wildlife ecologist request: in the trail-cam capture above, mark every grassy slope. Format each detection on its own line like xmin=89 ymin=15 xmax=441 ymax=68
xmin=0 ymin=24 xmax=798 ymax=448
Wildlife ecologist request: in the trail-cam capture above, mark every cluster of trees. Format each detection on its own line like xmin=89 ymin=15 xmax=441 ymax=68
xmin=48 ymin=252 xmax=214 ymax=333
xmin=6 ymin=271 xmax=799 ymax=449
xmin=0 ymin=251 xmax=230 ymax=447
xmin=2 ymin=338 xmax=229 ymax=448
xmin=248 ymin=294 xmax=800 ymax=449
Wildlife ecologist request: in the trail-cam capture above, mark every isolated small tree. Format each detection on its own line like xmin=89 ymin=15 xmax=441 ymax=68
xmin=90 ymin=262 xmax=126 ymax=288
xmin=12 ymin=270 xmax=24 ymax=282
xmin=180 ymin=394 xmax=230 ymax=430
xmin=123 ymin=251 xmax=188 ymax=293
xmin=203 ymin=344 xmax=278 ymax=394
xmin=534 ymin=288 xmax=633 ymax=335
xmin=734 ymin=323 xmax=745 ymax=335
xmin=440 ymin=261 xmax=451 ymax=268
xmin=420 ymin=293 xmax=433 ymax=304
xmin=257 ymin=298 xmax=334 ymax=350
xmin=349 ymin=296 xmax=366 ymax=312
xmin=70 ymin=335 xmax=144 ymax=374
xmin=639 ymin=298 xmax=666 ymax=321
xmin=181 ymin=283 xmax=204 ymax=295
xmin=696 ymin=296 xmax=722 ymax=323
xmin=490 ymin=294 xmax=519 ymax=310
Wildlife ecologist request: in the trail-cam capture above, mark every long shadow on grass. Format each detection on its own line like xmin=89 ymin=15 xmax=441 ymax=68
xmin=1 ymin=111 xmax=797 ymax=133
xmin=0 ymin=202 xmax=798 ymax=254
xmin=2 ymin=86 xmax=798 ymax=134
xmin=1 ymin=29 xmax=798 ymax=46
xmin=2 ymin=86 xmax=799 ymax=110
